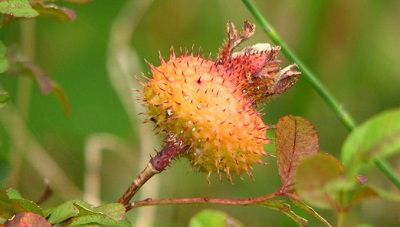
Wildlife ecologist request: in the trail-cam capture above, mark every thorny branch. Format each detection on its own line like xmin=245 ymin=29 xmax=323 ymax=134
xmin=126 ymin=190 xmax=300 ymax=211
xmin=117 ymin=134 xmax=187 ymax=206
xmin=123 ymin=173 xmax=300 ymax=211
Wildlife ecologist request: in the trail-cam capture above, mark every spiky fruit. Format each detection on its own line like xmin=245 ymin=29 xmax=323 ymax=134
xmin=142 ymin=21 xmax=300 ymax=181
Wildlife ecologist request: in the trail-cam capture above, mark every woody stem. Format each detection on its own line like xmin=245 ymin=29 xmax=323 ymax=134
xmin=126 ymin=190 xmax=282 ymax=211
xmin=117 ymin=134 xmax=187 ymax=206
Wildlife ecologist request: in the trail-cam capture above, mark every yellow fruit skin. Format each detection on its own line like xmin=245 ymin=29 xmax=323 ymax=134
xmin=143 ymin=54 xmax=269 ymax=179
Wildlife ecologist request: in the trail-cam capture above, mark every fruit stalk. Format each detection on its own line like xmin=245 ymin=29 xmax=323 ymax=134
xmin=118 ymin=134 xmax=186 ymax=206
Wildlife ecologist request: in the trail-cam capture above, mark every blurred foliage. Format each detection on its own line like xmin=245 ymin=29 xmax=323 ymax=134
xmin=189 ymin=209 xmax=244 ymax=227
xmin=1 ymin=0 xmax=400 ymax=226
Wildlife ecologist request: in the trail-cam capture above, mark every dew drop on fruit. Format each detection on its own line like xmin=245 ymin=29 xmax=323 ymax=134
xmin=167 ymin=109 xmax=173 ymax=116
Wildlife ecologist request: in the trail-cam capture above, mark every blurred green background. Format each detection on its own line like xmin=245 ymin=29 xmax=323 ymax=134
xmin=1 ymin=0 xmax=400 ymax=226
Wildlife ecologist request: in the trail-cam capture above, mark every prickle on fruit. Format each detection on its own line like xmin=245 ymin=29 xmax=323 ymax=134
xmin=142 ymin=21 xmax=300 ymax=181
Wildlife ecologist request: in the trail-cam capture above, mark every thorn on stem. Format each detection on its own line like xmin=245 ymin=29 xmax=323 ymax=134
xmin=151 ymin=134 xmax=188 ymax=171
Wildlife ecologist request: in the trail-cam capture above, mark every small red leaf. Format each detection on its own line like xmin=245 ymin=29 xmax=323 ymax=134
xmin=356 ymin=175 xmax=367 ymax=185
xmin=26 ymin=63 xmax=52 ymax=94
xmin=276 ymin=115 xmax=319 ymax=189
xmin=51 ymin=81 xmax=71 ymax=117
xmin=4 ymin=212 xmax=50 ymax=227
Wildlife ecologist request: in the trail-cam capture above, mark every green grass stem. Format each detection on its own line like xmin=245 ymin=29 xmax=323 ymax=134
xmin=242 ymin=0 xmax=400 ymax=189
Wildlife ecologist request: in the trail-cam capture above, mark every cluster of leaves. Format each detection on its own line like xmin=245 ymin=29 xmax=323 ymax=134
xmin=274 ymin=110 xmax=400 ymax=226
xmin=0 ymin=0 xmax=91 ymax=115
xmin=190 ymin=110 xmax=400 ymax=227
xmin=0 ymin=191 xmax=245 ymax=227
xmin=0 ymin=188 xmax=131 ymax=226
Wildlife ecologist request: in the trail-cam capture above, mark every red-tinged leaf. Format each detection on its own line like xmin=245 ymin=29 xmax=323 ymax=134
xmin=356 ymin=175 xmax=367 ymax=185
xmin=51 ymin=81 xmax=71 ymax=117
xmin=5 ymin=50 xmax=70 ymax=116
xmin=9 ymin=61 xmax=52 ymax=94
xmin=32 ymin=3 xmax=76 ymax=22
xmin=4 ymin=212 xmax=50 ymax=227
xmin=29 ymin=63 xmax=52 ymax=94
xmin=295 ymin=153 xmax=344 ymax=209
xmin=276 ymin=115 xmax=319 ymax=189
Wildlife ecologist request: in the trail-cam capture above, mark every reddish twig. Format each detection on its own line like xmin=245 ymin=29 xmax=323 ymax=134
xmin=126 ymin=190 xmax=284 ymax=211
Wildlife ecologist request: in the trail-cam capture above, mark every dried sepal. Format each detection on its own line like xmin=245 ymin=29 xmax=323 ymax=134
xmin=217 ymin=22 xmax=300 ymax=105
xmin=218 ymin=20 xmax=255 ymax=63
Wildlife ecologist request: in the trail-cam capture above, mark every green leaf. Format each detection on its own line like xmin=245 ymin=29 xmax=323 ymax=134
xmin=0 ymin=41 xmax=9 ymax=73
xmin=47 ymin=200 xmax=91 ymax=224
xmin=0 ymin=150 xmax=11 ymax=182
xmin=0 ymin=90 xmax=10 ymax=111
xmin=0 ymin=90 xmax=10 ymax=105
xmin=0 ymin=190 xmax=17 ymax=220
xmin=189 ymin=209 xmax=244 ymax=227
xmin=67 ymin=203 xmax=130 ymax=227
xmin=6 ymin=188 xmax=22 ymax=199
xmin=91 ymin=203 xmax=126 ymax=222
xmin=6 ymin=188 xmax=43 ymax=216
xmin=33 ymin=3 xmax=76 ymax=22
xmin=276 ymin=115 xmax=319 ymax=188
xmin=290 ymin=198 xmax=332 ymax=227
xmin=342 ymin=108 xmax=400 ymax=175
xmin=257 ymin=200 xmax=308 ymax=227
xmin=68 ymin=215 xmax=131 ymax=227
xmin=0 ymin=0 xmax=39 ymax=18
xmin=295 ymin=153 xmax=344 ymax=209
xmin=3 ymin=212 xmax=50 ymax=227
